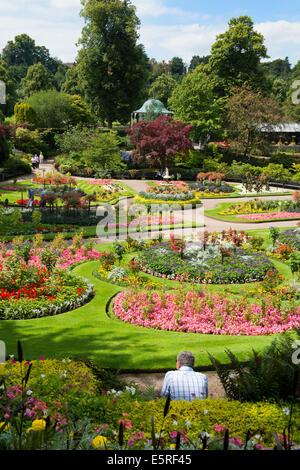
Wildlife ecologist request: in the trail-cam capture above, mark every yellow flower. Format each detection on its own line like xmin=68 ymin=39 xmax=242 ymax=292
xmin=0 ymin=422 xmax=10 ymax=432
xmin=170 ymin=444 xmax=176 ymax=449
xmin=27 ymin=419 xmax=46 ymax=434
xmin=92 ymin=435 xmax=107 ymax=450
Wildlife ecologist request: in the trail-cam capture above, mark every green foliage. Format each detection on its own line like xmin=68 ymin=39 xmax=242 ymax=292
xmin=21 ymin=62 xmax=54 ymax=97
xmin=226 ymin=85 xmax=283 ymax=158
xmin=28 ymin=90 xmax=92 ymax=128
xmin=209 ymin=330 xmax=300 ymax=402
xmin=209 ymin=16 xmax=270 ymax=96
xmin=77 ymin=0 xmax=149 ymax=127
xmin=169 ymin=65 xmax=224 ymax=141
xmin=82 ymin=130 xmax=123 ymax=171
xmin=149 ymin=75 xmax=178 ymax=107
xmin=14 ymin=127 xmax=48 ymax=155
xmin=14 ymin=103 xmax=36 ymax=124
xmin=0 ymin=59 xmax=18 ymax=116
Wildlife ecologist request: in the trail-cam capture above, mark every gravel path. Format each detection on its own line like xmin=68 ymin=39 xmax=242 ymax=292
xmin=120 ymin=371 xmax=225 ymax=399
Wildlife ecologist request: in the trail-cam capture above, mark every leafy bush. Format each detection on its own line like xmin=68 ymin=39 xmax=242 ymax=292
xmin=209 ymin=329 xmax=300 ymax=402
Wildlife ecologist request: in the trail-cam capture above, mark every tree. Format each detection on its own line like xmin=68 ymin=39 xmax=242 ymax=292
xmin=209 ymin=16 xmax=269 ymax=97
xmin=61 ymin=65 xmax=83 ymax=96
xmin=127 ymin=115 xmax=193 ymax=171
xmin=189 ymin=55 xmax=210 ymax=73
xmin=262 ymin=57 xmax=292 ymax=81
xmin=55 ymin=125 xmax=95 ymax=154
xmin=77 ymin=0 xmax=149 ymax=128
xmin=226 ymin=85 xmax=283 ymax=158
xmin=82 ymin=130 xmax=122 ymax=170
xmin=21 ymin=63 xmax=54 ymax=97
xmin=149 ymin=74 xmax=178 ymax=107
xmin=271 ymin=78 xmax=289 ymax=104
xmin=28 ymin=90 xmax=92 ymax=128
xmin=169 ymin=57 xmax=185 ymax=77
xmin=14 ymin=103 xmax=36 ymax=124
xmin=168 ymin=65 xmax=224 ymax=141
xmin=1 ymin=34 xmax=60 ymax=83
xmin=0 ymin=59 xmax=18 ymax=116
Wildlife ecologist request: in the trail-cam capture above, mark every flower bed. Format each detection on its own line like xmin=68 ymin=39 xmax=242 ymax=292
xmin=277 ymin=228 xmax=300 ymax=251
xmin=0 ymin=257 xmax=93 ymax=320
xmin=114 ymin=289 xmax=300 ymax=336
xmin=237 ymin=212 xmax=300 ymax=221
xmin=138 ymin=240 xmax=275 ymax=284
xmin=0 ymin=241 xmax=100 ymax=319
xmin=0 ymin=357 xmax=299 ymax=450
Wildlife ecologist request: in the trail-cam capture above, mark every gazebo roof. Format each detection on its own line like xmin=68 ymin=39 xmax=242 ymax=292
xmin=133 ymin=99 xmax=173 ymax=115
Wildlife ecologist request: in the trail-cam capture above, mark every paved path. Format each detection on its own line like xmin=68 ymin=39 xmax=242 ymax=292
xmin=120 ymin=371 xmax=225 ymax=399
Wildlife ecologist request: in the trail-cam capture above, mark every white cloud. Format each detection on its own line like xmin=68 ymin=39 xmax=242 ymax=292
xmin=0 ymin=1 xmax=299 ymax=66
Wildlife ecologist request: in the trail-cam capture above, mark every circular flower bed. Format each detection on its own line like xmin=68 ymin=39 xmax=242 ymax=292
xmin=0 ymin=247 xmax=95 ymax=320
xmin=114 ymin=289 xmax=300 ymax=336
xmin=188 ymin=181 xmax=235 ymax=195
xmin=138 ymin=241 xmax=275 ymax=284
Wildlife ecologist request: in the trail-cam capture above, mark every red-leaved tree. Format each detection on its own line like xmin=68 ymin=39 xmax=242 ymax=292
xmin=127 ymin=115 xmax=193 ymax=172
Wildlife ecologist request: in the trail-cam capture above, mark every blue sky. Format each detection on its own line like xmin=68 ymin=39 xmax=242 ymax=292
xmin=0 ymin=0 xmax=299 ymax=65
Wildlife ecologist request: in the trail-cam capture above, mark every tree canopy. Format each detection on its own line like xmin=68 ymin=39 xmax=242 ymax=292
xmin=209 ymin=16 xmax=270 ymax=96
xmin=226 ymin=85 xmax=283 ymax=158
xmin=149 ymin=74 xmax=178 ymax=107
xmin=127 ymin=115 xmax=193 ymax=171
xmin=169 ymin=65 xmax=224 ymax=141
xmin=77 ymin=0 xmax=149 ymax=127
xmin=22 ymin=62 xmax=54 ymax=97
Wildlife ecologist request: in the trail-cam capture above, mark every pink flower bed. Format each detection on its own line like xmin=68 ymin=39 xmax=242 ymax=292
xmin=237 ymin=212 xmax=300 ymax=221
xmin=88 ymin=179 xmax=112 ymax=185
xmin=0 ymin=248 xmax=101 ymax=271
xmin=103 ymin=216 xmax=183 ymax=229
xmin=114 ymin=290 xmax=300 ymax=336
xmin=57 ymin=247 xmax=101 ymax=269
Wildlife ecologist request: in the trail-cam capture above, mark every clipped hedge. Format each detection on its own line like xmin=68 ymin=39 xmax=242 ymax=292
xmin=119 ymin=398 xmax=299 ymax=447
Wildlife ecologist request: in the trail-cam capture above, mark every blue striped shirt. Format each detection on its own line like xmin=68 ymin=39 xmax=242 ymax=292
xmin=161 ymin=366 xmax=208 ymax=401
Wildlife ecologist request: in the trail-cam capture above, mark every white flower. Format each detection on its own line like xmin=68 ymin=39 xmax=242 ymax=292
xmin=229 ymin=373 xmax=236 ymax=379
xmin=173 ymin=420 xmax=178 ymax=426
xmin=9 ymin=355 xmax=14 ymax=359
xmin=283 ymin=407 xmax=290 ymax=416
xmin=41 ymin=374 xmax=45 ymax=380
xmin=185 ymin=420 xmax=191 ymax=427
xmin=62 ymin=359 xmax=66 ymax=363
xmin=204 ymin=409 xmax=209 ymax=415
xmin=26 ymin=390 xmax=33 ymax=396
xmin=60 ymin=372 xmax=67 ymax=378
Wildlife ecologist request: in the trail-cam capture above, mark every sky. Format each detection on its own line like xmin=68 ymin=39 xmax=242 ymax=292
xmin=0 ymin=0 xmax=299 ymax=66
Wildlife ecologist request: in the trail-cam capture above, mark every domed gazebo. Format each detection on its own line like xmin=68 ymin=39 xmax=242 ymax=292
xmin=131 ymin=98 xmax=173 ymax=126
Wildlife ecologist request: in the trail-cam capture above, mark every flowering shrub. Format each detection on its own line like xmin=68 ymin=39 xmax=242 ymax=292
xmin=0 ymin=354 xmax=299 ymax=450
xmin=277 ymin=229 xmax=300 ymax=251
xmin=114 ymin=289 xmax=300 ymax=335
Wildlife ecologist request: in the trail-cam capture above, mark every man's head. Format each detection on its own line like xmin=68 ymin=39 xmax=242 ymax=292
xmin=176 ymin=351 xmax=195 ymax=370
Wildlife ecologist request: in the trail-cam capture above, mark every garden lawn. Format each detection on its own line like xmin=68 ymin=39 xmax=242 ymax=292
xmin=0 ymin=239 xmax=292 ymax=371
xmin=205 ymin=202 xmax=300 ymax=223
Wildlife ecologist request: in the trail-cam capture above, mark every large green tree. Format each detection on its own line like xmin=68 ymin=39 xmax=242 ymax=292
xmin=21 ymin=62 xmax=54 ymax=97
xmin=168 ymin=65 xmax=224 ymax=141
xmin=1 ymin=34 xmax=60 ymax=83
xmin=77 ymin=0 xmax=149 ymax=128
xmin=149 ymin=74 xmax=178 ymax=106
xmin=226 ymin=85 xmax=283 ymax=158
xmin=0 ymin=59 xmax=18 ymax=116
xmin=209 ymin=16 xmax=270 ymax=97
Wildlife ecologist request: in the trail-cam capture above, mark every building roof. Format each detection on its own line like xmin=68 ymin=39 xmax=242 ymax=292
xmin=258 ymin=123 xmax=300 ymax=133
xmin=133 ymin=99 xmax=173 ymax=115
